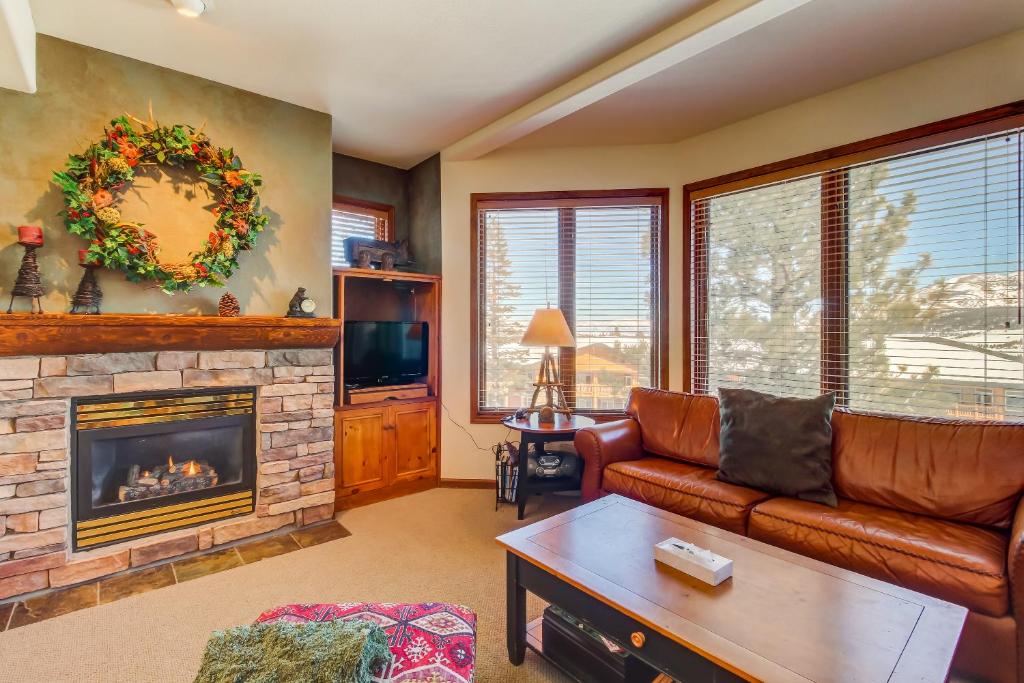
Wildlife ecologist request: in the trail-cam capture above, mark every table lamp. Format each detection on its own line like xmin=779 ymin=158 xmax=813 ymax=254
xmin=521 ymin=306 xmax=575 ymax=423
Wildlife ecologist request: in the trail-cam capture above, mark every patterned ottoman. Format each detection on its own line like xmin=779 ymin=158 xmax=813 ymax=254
xmin=256 ymin=603 xmax=476 ymax=682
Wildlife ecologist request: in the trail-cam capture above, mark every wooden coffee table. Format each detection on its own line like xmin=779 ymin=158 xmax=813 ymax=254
xmin=497 ymin=495 xmax=967 ymax=682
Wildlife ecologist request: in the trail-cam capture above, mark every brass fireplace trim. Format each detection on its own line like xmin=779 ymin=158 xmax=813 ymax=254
xmin=75 ymin=491 xmax=254 ymax=548
xmin=75 ymin=391 xmax=255 ymax=430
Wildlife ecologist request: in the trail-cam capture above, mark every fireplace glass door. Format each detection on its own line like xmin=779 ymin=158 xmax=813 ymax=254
xmin=71 ymin=387 xmax=257 ymax=550
xmin=84 ymin=418 xmax=247 ymax=510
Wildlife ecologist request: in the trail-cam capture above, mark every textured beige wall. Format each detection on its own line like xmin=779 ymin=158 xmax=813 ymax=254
xmin=0 ymin=36 xmax=332 ymax=315
xmin=440 ymin=29 xmax=1024 ymax=479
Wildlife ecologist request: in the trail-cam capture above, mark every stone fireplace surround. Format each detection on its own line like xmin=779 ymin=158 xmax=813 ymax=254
xmin=0 ymin=346 xmax=336 ymax=602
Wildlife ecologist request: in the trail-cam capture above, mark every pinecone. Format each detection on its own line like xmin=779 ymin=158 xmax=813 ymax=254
xmin=218 ymin=292 xmax=240 ymax=317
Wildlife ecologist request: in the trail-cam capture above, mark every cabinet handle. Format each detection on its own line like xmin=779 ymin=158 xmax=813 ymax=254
xmin=630 ymin=631 xmax=646 ymax=648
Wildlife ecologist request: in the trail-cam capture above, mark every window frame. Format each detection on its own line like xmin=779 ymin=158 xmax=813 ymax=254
xmin=331 ymin=195 xmax=395 ymax=271
xmin=684 ymin=100 xmax=1024 ymax=409
xmin=1005 ymin=389 xmax=1024 ymax=415
xmin=470 ymin=188 xmax=670 ymax=423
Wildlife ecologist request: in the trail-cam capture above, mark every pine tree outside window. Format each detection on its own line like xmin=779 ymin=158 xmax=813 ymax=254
xmin=688 ymin=107 xmax=1024 ymax=421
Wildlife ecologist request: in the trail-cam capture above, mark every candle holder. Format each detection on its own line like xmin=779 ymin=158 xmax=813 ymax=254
xmin=70 ymin=263 xmax=103 ymax=315
xmin=6 ymin=242 xmax=44 ymax=315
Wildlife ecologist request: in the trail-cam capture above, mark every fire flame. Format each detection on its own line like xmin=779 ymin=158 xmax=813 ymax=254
xmin=165 ymin=456 xmax=200 ymax=477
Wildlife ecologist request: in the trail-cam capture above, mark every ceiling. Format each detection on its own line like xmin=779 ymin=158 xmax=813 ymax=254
xmin=511 ymin=0 xmax=1024 ymax=149
xmin=26 ymin=0 xmax=1024 ymax=166
xmin=29 ymin=0 xmax=711 ymax=168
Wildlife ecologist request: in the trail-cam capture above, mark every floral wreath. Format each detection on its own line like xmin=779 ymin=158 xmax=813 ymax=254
xmin=51 ymin=115 xmax=268 ymax=293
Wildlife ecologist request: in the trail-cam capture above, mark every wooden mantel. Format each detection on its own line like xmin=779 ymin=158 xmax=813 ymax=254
xmin=0 ymin=314 xmax=340 ymax=356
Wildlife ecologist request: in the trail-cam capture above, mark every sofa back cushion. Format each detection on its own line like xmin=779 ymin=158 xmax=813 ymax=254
xmin=626 ymin=387 xmax=720 ymax=467
xmin=832 ymin=409 xmax=1024 ymax=529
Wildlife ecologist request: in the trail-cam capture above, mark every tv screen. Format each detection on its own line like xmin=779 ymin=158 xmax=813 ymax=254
xmin=344 ymin=321 xmax=428 ymax=386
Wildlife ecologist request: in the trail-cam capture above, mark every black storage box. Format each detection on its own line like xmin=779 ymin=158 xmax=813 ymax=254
xmin=542 ymin=606 xmax=660 ymax=682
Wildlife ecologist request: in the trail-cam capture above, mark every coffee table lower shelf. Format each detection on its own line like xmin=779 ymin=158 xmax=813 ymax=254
xmin=509 ymin=553 xmax=743 ymax=682
xmin=526 ymin=618 xmax=674 ymax=683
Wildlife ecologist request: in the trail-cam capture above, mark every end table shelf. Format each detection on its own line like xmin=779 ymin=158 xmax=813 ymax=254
xmin=501 ymin=413 xmax=596 ymax=519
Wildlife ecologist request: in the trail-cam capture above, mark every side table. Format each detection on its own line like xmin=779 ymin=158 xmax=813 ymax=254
xmin=501 ymin=413 xmax=596 ymax=520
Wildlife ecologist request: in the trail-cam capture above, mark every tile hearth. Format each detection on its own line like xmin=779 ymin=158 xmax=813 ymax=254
xmin=0 ymin=520 xmax=351 ymax=631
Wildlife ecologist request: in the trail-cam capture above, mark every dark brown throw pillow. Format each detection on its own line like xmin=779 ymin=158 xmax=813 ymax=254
xmin=716 ymin=388 xmax=837 ymax=507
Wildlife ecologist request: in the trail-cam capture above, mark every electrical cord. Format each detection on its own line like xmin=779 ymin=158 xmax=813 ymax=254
xmin=440 ymin=399 xmax=511 ymax=454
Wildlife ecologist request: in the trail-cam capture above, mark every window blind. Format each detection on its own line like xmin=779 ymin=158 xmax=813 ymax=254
xmin=330 ymin=203 xmax=389 ymax=268
xmin=693 ymin=176 xmax=823 ymax=398
xmin=691 ymin=126 xmax=1023 ymax=421
xmin=846 ymin=132 xmax=1022 ymax=418
xmin=474 ymin=193 xmax=664 ymax=417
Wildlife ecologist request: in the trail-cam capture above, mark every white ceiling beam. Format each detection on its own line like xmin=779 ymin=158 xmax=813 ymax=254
xmin=442 ymin=0 xmax=814 ymax=161
xmin=0 ymin=0 xmax=35 ymax=94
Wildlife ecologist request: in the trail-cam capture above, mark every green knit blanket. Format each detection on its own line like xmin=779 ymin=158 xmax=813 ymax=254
xmin=194 ymin=619 xmax=392 ymax=683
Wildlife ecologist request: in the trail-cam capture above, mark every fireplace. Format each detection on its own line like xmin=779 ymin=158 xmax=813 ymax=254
xmin=71 ymin=387 xmax=257 ymax=550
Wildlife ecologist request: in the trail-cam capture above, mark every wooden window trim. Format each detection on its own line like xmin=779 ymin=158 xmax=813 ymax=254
xmin=683 ymin=99 xmax=1024 ymax=394
xmin=820 ymin=169 xmax=849 ymax=402
xmin=332 ymin=194 xmax=396 ymax=243
xmin=471 ymin=188 xmax=670 ymax=423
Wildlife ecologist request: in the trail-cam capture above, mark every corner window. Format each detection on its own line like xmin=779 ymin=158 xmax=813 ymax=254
xmin=689 ymin=109 xmax=1024 ymax=421
xmin=472 ymin=190 xmax=667 ymax=420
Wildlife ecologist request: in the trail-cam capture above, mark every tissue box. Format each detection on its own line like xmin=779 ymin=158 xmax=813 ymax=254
xmin=654 ymin=537 xmax=733 ymax=586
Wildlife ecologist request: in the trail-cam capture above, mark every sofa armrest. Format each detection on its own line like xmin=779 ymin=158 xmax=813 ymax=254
xmin=1011 ymin=499 xmax=1019 ymax=589
xmin=574 ymin=418 xmax=644 ymax=503
xmin=1011 ymin=499 xmax=1024 ymax=682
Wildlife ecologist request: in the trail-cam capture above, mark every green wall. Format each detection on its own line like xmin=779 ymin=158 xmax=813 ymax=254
xmin=332 ymin=153 xmax=409 ymax=240
xmin=0 ymin=36 xmax=333 ymax=315
xmin=408 ymin=154 xmax=442 ymax=276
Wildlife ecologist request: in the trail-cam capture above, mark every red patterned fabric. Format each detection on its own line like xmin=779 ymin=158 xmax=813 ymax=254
xmin=256 ymin=603 xmax=476 ymax=682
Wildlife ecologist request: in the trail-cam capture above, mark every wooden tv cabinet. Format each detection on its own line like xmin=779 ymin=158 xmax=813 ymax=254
xmin=332 ymin=268 xmax=441 ymax=509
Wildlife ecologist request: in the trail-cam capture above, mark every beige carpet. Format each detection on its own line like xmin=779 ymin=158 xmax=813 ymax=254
xmin=0 ymin=488 xmax=575 ymax=682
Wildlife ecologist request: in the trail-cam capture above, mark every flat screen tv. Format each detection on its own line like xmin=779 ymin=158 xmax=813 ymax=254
xmin=344 ymin=321 xmax=428 ymax=386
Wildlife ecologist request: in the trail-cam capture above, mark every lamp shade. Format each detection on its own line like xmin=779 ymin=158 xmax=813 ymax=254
xmin=521 ymin=307 xmax=575 ymax=347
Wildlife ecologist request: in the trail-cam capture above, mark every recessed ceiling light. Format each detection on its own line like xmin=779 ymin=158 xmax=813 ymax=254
xmin=170 ymin=0 xmax=206 ymax=18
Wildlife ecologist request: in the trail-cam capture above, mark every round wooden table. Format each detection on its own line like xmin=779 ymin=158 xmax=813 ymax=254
xmin=501 ymin=413 xmax=596 ymax=520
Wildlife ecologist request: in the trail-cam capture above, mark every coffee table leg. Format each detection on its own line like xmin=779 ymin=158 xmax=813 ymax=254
xmin=507 ymin=552 xmax=526 ymax=665
xmin=517 ymin=433 xmax=530 ymax=520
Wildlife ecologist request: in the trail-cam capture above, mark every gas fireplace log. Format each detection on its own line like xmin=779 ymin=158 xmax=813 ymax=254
xmin=116 ymin=462 xmax=219 ymax=502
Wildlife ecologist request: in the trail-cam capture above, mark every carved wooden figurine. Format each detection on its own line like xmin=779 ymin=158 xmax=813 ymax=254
xmin=344 ymin=237 xmax=412 ymax=271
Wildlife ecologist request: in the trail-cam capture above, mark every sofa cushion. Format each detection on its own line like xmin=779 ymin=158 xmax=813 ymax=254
xmin=749 ymin=497 xmax=1010 ymax=617
xmin=626 ymin=388 xmax=720 ymax=467
xmin=602 ymin=457 xmax=771 ymax=535
xmin=717 ymin=388 xmax=837 ymax=507
xmin=832 ymin=409 xmax=1024 ymax=529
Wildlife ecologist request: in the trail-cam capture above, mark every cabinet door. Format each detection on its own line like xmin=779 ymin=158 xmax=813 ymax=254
xmin=335 ymin=407 xmax=388 ymax=496
xmin=389 ymin=402 xmax=437 ymax=483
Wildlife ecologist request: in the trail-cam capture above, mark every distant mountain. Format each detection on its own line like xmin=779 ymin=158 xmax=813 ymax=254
xmin=914 ymin=272 xmax=1022 ymax=335
xmin=917 ymin=272 xmax=1021 ymax=308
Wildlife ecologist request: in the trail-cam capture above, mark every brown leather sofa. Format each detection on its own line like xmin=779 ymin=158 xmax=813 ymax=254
xmin=574 ymin=387 xmax=1024 ymax=683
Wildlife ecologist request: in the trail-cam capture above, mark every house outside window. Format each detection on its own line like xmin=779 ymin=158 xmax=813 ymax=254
xmin=1006 ymin=389 xmax=1024 ymax=417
